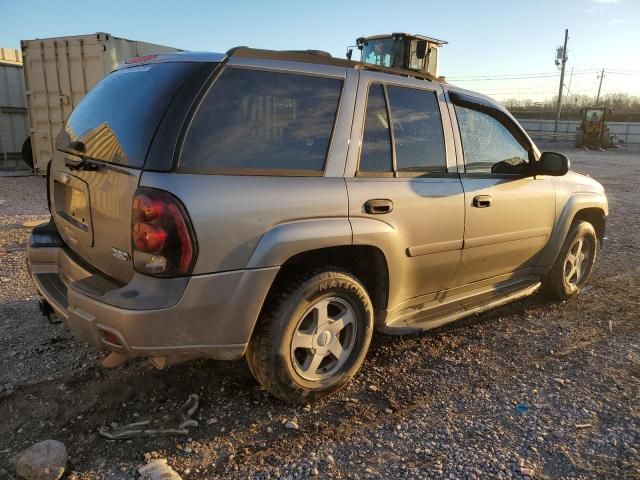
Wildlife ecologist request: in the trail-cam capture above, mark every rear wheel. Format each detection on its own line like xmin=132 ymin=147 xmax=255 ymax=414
xmin=542 ymin=221 xmax=598 ymax=300
xmin=246 ymin=268 xmax=374 ymax=404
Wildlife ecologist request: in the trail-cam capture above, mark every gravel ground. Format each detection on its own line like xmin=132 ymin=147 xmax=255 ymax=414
xmin=0 ymin=146 xmax=639 ymax=479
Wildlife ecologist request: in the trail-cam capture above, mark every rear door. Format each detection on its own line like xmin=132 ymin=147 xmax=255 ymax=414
xmin=50 ymin=61 xmax=205 ymax=283
xmin=346 ymin=71 xmax=465 ymax=309
xmin=447 ymin=91 xmax=556 ymax=286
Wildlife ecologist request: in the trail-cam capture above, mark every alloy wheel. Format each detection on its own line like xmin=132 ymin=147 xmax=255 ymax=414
xmin=290 ymin=296 xmax=357 ymax=381
xmin=564 ymin=236 xmax=591 ymax=286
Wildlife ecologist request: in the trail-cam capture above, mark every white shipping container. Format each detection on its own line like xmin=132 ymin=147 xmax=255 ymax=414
xmin=0 ymin=48 xmax=30 ymax=170
xmin=21 ymin=32 xmax=181 ymax=174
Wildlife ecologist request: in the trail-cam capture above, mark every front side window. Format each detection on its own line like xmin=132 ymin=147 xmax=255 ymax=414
xmin=180 ymin=68 xmax=342 ymax=173
xmin=455 ymin=105 xmax=529 ymax=175
xmin=386 ymin=86 xmax=446 ymax=172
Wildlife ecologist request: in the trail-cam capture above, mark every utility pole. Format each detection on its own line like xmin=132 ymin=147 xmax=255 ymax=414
xmin=554 ymin=29 xmax=569 ymax=134
xmin=596 ymin=68 xmax=605 ymax=106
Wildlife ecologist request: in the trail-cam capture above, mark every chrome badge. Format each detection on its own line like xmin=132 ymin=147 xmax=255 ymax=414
xmin=111 ymin=247 xmax=131 ymax=262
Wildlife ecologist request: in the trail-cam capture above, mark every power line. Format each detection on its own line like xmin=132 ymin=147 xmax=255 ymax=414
xmin=447 ymin=69 xmax=600 ymax=81
xmin=449 ymin=71 xmax=601 ymax=82
xmin=605 ymin=71 xmax=640 ymax=77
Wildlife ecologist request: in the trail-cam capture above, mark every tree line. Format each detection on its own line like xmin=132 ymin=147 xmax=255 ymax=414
xmin=503 ymin=93 xmax=640 ymax=122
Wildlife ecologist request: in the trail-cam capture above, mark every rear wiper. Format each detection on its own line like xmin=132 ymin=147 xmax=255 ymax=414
xmin=64 ymin=156 xmax=101 ymax=172
xmin=62 ymin=141 xmax=101 ymax=171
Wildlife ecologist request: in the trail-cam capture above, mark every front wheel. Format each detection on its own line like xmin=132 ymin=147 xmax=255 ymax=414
xmin=542 ymin=221 xmax=598 ymax=300
xmin=246 ymin=268 xmax=374 ymax=404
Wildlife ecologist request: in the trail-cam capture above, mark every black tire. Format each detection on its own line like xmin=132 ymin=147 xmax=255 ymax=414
xmin=246 ymin=268 xmax=374 ymax=404
xmin=21 ymin=137 xmax=34 ymax=170
xmin=542 ymin=221 xmax=598 ymax=300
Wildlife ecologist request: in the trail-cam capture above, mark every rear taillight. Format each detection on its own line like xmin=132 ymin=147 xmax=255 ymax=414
xmin=131 ymin=188 xmax=198 ymax=277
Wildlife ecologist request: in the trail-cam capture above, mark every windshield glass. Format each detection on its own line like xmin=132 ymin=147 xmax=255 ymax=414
xmin=57 ymin=62 xmax=198 ymax=168
xmin=585 ymin=109 xmax=604 ymax=122
xmin=361 ymin=38 xmax=404 ymax=68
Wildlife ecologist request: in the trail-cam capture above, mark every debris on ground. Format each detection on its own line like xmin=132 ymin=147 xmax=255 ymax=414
xmin=138 ymin=459 xmax=182 ymax=480
xmin=15 ymin=439 xmax=67 ymax=480
xmin=575 ymin=423 xmax=594 ymax=429
xmin=284 ymin=419 xmax=299 ymax=430
xmin=21 ymin=219 xmax=49 ymax=229
xmin=99 ymin=394 xmax=199 ymax=439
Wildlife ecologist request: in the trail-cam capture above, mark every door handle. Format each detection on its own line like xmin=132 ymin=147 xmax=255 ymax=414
xmin=364 ymin=199 xmax=393 ymax=214
xmin=472 ymin=195 xmax=493 ymax=208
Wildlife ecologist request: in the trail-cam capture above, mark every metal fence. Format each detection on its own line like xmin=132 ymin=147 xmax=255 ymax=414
xmin=517 ymin=119 xmax=640 ymax=145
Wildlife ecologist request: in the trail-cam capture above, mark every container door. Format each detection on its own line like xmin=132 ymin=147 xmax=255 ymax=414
xmin=23 ymin=35 xmax=108 ymax=174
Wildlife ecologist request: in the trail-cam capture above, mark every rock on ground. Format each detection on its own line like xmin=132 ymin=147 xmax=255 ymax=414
xmin=15 ymin=440 xmax=67 ymax=480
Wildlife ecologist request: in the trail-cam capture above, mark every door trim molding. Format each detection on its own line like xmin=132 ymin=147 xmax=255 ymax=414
xmin=464 ymin=226 xmax=551 ymax=249
xmin=406 ymin=239 xmax=463 ymax=257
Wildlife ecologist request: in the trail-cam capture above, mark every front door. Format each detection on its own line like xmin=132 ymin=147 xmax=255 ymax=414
xmin=345 ymin=72 xmax=465 ymax=310
xmin=448 ymin=92 xmax=556 ymax=286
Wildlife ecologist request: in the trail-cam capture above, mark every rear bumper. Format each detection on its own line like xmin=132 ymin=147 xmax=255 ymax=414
xmin=27 ymin=222 xmax=278 ymax=360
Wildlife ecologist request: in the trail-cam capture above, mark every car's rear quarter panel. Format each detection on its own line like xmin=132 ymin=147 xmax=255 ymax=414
xmin=139 ymin=173 xmax=351 ymax=274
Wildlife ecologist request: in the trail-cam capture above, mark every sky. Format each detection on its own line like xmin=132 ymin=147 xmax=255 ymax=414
xmin=1 ymin=0 xmax=639 ymax=102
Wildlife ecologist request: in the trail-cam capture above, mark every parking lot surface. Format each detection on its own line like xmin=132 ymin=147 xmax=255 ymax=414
xmin=0 ymin=145 xmax=638 ymax=479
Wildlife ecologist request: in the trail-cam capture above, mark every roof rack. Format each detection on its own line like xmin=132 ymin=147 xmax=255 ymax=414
xmin=225 ymin=46 xmax=443 ymax=84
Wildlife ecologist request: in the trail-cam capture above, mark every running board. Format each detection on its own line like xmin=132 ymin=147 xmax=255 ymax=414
xmin=381 ymin=280 xmax=541 ymax=335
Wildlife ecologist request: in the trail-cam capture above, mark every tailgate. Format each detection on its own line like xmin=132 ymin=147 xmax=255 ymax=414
xmin=49 ymin=61 xmax=205 ymax=283
xmin=51 ymin=153 xmax=141 ymax=283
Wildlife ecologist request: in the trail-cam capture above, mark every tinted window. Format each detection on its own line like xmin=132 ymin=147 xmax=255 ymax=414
xmin=387 ymin=86 xmax=446 ymax=172
xmin=180 ymin=68 xmax=342 ymax=172
xmin=57 ymin=62 xmax=197 ymax=168
xmin=455 ymin=105 xmax=529 ymax=174
xmin=359 ymin=84 xmax=392 ymax=172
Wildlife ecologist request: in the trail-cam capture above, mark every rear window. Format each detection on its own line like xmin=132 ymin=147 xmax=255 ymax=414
xmin=179 ymin=68 xmax=343 ymax=174
xmin=57 ymin=62 xmax=198 ymax=168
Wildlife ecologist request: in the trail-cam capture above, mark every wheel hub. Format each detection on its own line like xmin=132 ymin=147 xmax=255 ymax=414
xmin=315 ymin=330 xmax=332 ymax=348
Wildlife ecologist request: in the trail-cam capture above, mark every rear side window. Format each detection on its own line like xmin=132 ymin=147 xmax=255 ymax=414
xmin=359 ymin=83 xmax=446 ymax=174
xmin=386 ymin=86 xmax=446 ymax=172
xmin=180 ymin=68 xmax=343 ymax=173
xmin=360 ymin=84 xmax=393 ymax=172
xmin=57 ymin=62 xmax=197 ymax=168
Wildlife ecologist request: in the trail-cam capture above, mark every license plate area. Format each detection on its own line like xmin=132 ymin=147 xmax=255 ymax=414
xmin=53 ymin=171 xmax=93 ymax=247
xmin=56 ymin=182 xmax=89 ymax=230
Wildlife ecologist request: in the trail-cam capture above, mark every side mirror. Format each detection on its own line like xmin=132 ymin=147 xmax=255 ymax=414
xmin=537 ymin=152 xmax=570 ymax=176
xmin=416 ymin=40 xmax=428 ymax=59
xmin=346 ymin=48 xmax=353 ymax=60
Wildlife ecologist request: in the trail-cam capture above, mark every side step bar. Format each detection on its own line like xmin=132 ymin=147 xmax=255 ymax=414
xmin=381 ymin=280 xmax=541 ymax=335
